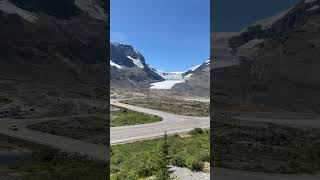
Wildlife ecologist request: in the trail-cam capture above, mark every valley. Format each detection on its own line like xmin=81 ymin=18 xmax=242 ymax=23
xmin=0 ymin=0 xmax=109 ymax=179
xmin=109 ymin=40 xmax=210 ymax=179
xmin=212 ymin=0 xmax=320 ymax=179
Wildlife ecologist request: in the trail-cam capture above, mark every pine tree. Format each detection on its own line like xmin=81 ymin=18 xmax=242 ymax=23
xmin=157 ymin=131 xmax=170 ymax=180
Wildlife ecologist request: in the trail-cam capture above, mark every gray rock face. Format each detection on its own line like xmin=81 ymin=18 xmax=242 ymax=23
xmin=10 ymin=0 xmax=80 ymax=19
xmin=0 ymin=0 xmax=108 ymax=85
xmin=173 ymin=59 xmax=210 ymax=97
xmin=110 ymin=42 xmax=164 ymax=90
xmin=212 ymin=0 xmax=320 ymax=112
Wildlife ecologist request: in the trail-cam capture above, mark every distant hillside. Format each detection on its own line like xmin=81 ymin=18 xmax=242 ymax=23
xmin=212 ymin=0 xmax=320 ymax=112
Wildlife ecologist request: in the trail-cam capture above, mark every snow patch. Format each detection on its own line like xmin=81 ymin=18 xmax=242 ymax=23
xmin=305 ymin=0 xmax=318 ymax=3
xmin=241 ymin=7 xmax=293 ymax=32
xmin=307 ymin=5 xmax=320 ymax=11
xmin=184 ymin=73 xmax=193 ymax=80
xmin=257 ymin=7 xmax=293 ymax=30
xmin=127 ymin=56 xmax=144 ymax=68
xmin=110 ymin=61 xmax=122 ymax=69
xmin=190 ymin=64 xmax=201 ymax=71
xmin=150 ymin=80 xmax=185 ymax=90
xmin=75 ymin=0 xmax=106 ymax=21
xmin=0 ymin=0 xmax=38 ymax=23
xmin=239 ymin=38 xmax=264 ymax=49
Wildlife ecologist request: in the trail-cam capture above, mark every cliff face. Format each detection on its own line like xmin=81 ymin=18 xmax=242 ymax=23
xmin=212 ymin=0 xmax=320 ymax=112
xmin=110 ymin=42 xmax=164 ymax=90
xmin=0 ymin=0 xmax=108 ymax=85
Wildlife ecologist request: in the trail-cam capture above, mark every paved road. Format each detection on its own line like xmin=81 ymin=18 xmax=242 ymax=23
xmin=213 ymin=168 xmax=320 ymax=180
xmin=0 ymin=114 xmax=108 ymax=162
xmin=110 ymin=99 xmax=210 ymax=144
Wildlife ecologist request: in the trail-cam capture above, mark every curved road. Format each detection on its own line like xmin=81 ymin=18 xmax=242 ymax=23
xmin=0 ymin=114 xmax=108 ymax=162
xmin=0 ymin=99 xmax=210 ymax=162
xmin=110 ymin=99 xmax=210 ymax=144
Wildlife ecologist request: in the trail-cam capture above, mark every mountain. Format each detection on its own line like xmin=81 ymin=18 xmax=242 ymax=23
xmin=172 ymin=59 xmax=210 ymax=97
xmin=212 ymin=0 xmax=320 ymax=112
xmin=0 ymin=0 xmax=108 ymax=118
xmin=110 ymin=41 xmax=210 ymax=97
xmin=211 ymin=32 xmax=239 ymax=69
xmin=110 ymin=42 xmax=164 ymax=90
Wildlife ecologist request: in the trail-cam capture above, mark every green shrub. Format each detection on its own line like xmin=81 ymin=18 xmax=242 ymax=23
xmin=172 ymin=155 xmax=186 ymax=167
xmin=189 ymin=128 xmax=204 ymax=135
xmin=186 ymin=157 xmax=203 ymax=172
xmin=191 ymin=161 xmax=203 ymax=172
xmin=199 ymin=152 xmax=210 ymax=162
xmin=114 ymin=170 xmax=139 ymax=180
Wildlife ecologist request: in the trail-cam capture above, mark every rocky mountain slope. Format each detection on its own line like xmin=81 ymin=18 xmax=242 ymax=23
xmin=110 ymin=41 xmax=210 ymax=97
xmin=212 ymin=0 xmax=320 ymax=112
xmin=110 ymin=42 xmax=164 ymax=90
xmin=172 ymin=59 xmax=210 ymax=97
xmin=0 ymin=0 xmax=108 ymax=118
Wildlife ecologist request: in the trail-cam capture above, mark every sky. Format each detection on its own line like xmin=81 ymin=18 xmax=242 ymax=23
xmin=211 ymin=0 xmax=301 ymax=32
xmin=111 ymin=0 xmax=210 ymax=72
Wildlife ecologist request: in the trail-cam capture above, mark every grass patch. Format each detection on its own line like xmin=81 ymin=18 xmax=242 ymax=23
xmin=110 ymin=129 xmax=209 ymax=179
xmin=111 ymin=106 xmax=162 ymax=127
xmin=27 ymin=115 xmax=108 ymax=145
xmin=212 ymin=113 xmax=320 ymax=174
xmin=121 ymin=97 xmax=209 ymax=117
xmin=0 ymin=134 xmax=107 ymax=180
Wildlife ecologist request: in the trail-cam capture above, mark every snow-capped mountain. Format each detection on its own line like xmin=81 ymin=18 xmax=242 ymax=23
xmin=110 ymin=42 xmax=164 ymax=89
xmin=170 ymin=59 xmax=210 ymax=97
xmin=213 ymin=0 xmax=320 ymax=112
xmin=110 ymin=41 xmax=210 ymax=95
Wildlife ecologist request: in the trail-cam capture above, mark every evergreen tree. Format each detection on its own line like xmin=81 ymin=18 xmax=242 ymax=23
xmin=157 ymin=132 xmax=170 ymax=180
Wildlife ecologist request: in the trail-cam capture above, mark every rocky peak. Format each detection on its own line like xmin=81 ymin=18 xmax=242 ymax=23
xmin=229 ymin=0 xmax=320 ymax=50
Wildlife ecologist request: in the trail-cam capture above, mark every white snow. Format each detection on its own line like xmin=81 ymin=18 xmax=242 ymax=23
xmin=307 ymin=5 xmax=320 ymax=11
xmin=149 ymin=59 xmax=210 ymax=89
xmin=0 ymin=0 xmax=38 ymax=23
xmin=150 ymin=79 xmax=185 ymax=90
xmin=258 ymin=7 xmax=293 ymax=30
xmin=75 ymin=0 xmax=106 ymax=21
xmin=161 ymin=72 xmax=184 ymax=80
xmin=305 ymin=0 xmax=318 ymax=3
xmin=127 ymin=56 xmax=144 ymax=68
xmin=110 ymin=61 xmax=122 ymax=69
xmin=238 ymin=38 xmax=264 ymax=49
xmin=184 ymin=73 xmax=193 ymax=80
xmin=241 ymin=6 xmax=293 ymax=32
xmin=190 ymin=64 xmax=201 ymax=71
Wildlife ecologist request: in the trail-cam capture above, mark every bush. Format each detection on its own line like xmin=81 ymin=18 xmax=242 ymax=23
xmin=114 ymin=170 xmax=139 ymax=180
xmin=186 ymin=157 xmax=203 ymax=172
xmin=189 ymin=128 xmax=204 ymax=135
xmin=191 ymin=161 xmax=203 ymax=172
xmin=172 ymin=155 xmax=186 ymax=167
xmin=33 ymin=148 xmax=56 ymax=162
xmin=199 ymin=152 xmax=210 ymax=162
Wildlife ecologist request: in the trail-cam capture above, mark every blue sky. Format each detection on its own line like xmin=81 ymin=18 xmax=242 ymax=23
xmin=111 ymin=0 xmax=210 ymax=72
xmin=212 ymin=0 xmax=301 ymax=32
